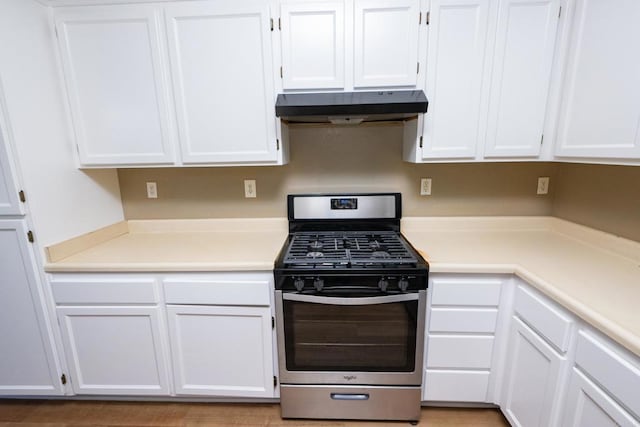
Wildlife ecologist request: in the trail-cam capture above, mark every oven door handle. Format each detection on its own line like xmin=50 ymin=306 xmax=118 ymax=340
xmin=281 ymin=292 xmax=419 ymax=305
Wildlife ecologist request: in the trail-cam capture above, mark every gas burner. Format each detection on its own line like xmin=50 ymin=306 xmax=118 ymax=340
xmin=372 ymin=251 xmax=391 ymax=259
xmin=308 ymin=241 xmax=324 ymax=250
xmin=368 ymin=240 xmax=386 ymax=251
xmin=306 ymin=251 xmax=324 ymax=258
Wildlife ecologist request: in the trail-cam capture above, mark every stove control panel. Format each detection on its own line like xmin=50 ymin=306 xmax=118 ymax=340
xmin=282 ymin=275 xmax=426 ymax=293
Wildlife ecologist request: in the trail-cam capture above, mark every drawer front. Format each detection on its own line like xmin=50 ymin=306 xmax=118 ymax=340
xmin=51 ymin=279 xmax=158 ymax=304
xmin=431 ymin=278 xmax=502 ymax=307
xmin=280 ymin=385 xmax=421 ymax=421
xmin=514 ymin=284 xmax=573 ymax=353
xmin=429 ymin=307 xmax=498 ymax=334
xmin=575 ymin=330 xmax=640 ymax=418
xmin=163 ymin=279 xmax=270 ymax=306
xmin=426 ymin=336 xmax=494 ymax=369
xmin=424 ymin=369 xmax=490 ymax=402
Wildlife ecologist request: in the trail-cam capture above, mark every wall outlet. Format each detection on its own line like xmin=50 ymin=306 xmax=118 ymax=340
xmin=146 ymin=182 xmax=158 ymax=199
xmin=244 ymin=179 xmax=257 ymax=198
xmin=420 ymin=178 xmax=432 ymax=196
xmin=537 ymin=177 xmax=550 ymax=195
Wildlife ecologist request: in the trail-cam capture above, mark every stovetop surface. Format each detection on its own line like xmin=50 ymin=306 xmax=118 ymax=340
xmin=279 ymin=230 xmax=423 ymax=270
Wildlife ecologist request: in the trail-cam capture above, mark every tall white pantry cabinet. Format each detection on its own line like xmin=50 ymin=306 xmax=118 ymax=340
xmin=0 ymin=93 xmax=64 ymax=396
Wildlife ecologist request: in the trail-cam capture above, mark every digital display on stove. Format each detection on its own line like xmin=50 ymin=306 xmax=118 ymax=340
xmin=330 ymin=198 xmax=358 ymax=210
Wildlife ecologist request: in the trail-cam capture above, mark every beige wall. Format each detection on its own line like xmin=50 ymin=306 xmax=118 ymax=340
xmin=119 ymin=125 xmax=557 ymax=219
xmin=552 ymin=163 xmax=640 ymax=242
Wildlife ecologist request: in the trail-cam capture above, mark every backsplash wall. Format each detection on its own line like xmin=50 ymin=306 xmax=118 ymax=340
xmin=552 ymin=163 xmax=640 ymax=242
xmin=118 ymin=125 xmax=557 ymax=219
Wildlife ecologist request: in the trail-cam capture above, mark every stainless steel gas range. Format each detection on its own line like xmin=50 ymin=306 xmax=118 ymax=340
xmin=274 ymin=193 xmax=429 ymax=422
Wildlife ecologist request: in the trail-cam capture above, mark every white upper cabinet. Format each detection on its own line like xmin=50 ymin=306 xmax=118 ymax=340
xmin=354 ymin=0 xmax=420 ymax=87
xmin=55 ymin=5 xmax=175 ymax=166
xmin=280 ymin=1 xmax=346 ymax=90
xmin=484 ymin=0 xmax=561 ymax=158
xmin=165 ymin=1 xmax=279 ymax=164
xmin=277 ymin=0 xmax=422 ymax=91
xmin=421 ymin=0 xmax=491 ymax=159
xmin=554 ymin=0 xmax=640 ymax=159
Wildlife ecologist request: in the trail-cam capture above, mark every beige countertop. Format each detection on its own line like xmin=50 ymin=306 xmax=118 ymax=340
xmin=44 ymin=218 xmax=289 ymax=272
xmin=45 ymin=216 xmax=640 ymax=356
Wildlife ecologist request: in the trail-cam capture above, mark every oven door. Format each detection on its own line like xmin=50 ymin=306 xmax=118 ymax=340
xmin=275 ymin=290 xmax=426 ymax=386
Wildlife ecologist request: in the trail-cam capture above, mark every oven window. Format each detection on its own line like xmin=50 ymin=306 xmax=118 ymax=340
xmin=282 ymin=299 xmax=418 ymax=372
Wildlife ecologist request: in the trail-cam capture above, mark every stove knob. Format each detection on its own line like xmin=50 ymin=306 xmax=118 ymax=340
xmin=313 ymin=278 xmax=324 ymax=292
xmin=378 ymin=277 xmax=389 ymax=292
xmin=293 ymin=278 xmax=305 ymax=292
xmin=398 ymin=277 xmax=410 ymax=292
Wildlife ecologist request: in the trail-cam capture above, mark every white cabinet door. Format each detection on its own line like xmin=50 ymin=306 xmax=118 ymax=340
xmin=562 ymin=368 xmax=639 ymax=427
xmin=57 ymin=306 xmax=171 ymax=395
xmin=165 ymin=1 xmax=279 ymax=164
xmin=484 ymin=0 xmax=561 ymax=158
xmin=166 ymin=305 xmax=274 ymax=398
xmin=280 ymin=1 xmax=346 ymax=89
xmin=555 ymin=0 xmax=640 ymax=159
xmin=422 ymin=0 xmax=491 ymax=159
xmin=501 ymin=316 xmax=566 ymax=427
xmin=0 ymin=220 xmax=63 ymax=395
xmin=55 ymin=5 xmax=175 ymax=166
xmin=0 ymin=106 xmax=22 ymax=215
xmin=354 ymin=0 xmax=420 ymax=87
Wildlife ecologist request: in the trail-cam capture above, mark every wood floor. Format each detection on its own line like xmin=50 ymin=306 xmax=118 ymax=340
xmin=0 ymin=400 xmax=509 ymax=426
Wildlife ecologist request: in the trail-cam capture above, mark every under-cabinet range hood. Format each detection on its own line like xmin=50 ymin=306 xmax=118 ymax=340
xmin=275 ymin=90 xmax=428 ymax=124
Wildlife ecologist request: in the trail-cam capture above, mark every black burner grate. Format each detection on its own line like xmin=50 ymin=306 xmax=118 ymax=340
xmin=282 ymin=231 xmax=418 ymax=269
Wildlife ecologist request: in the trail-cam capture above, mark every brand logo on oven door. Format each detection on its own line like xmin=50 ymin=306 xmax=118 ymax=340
xmin=343 ymin=375 xmax=357 ymax=381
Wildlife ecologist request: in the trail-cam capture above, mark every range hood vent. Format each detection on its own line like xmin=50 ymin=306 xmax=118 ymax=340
xmin=275 ymin=90 xmax=428 ymax=124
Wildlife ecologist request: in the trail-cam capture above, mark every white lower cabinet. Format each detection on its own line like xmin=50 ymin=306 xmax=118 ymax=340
xmin=501 ymin=316 xmax=566 ymax=427
xmin=563 ymin=330 xmax=640 ymax=426
xmin=423 ymin=275 xmax=507 ymax=403
xmin=57 ymin=305 xmax=171 ymax=395
xmin=51 ymin=276 xmax=171 ymax=395
xmin=501 ymin=281 xmax=574 ymax=427
xmin=423 ymin=274 xmax=640 ymax=426
xmin=166 ymin=305 xmax=274 ymax=397
xmin=163 ymin=273 xmax=275 ymax=398
xmin=51 ymin=272 xmax=276 ymax=398
xmin=563 ymin=368 xmax=638 ymax=427
xmin=0 ymin=220 xmax=63 ymax=395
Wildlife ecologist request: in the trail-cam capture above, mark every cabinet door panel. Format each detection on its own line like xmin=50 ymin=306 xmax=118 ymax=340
xmin=55 ymin=5 xmax=175 ymax=166
xmin=502 ymin=316 xmax=564 ymax=427
xmin=484 ymin=0 xmax=560 ymax=157
xmin=0 ymin=220 xmax=62 ymax=395
xmin=281 ymin=1 xmax=345 ymax=89
xmin=57 ymin=306 xmax=170 ymax=395
xmin=166 ymin=1 xmax=278 ymax=164
xmin=354 ymin=0 xmax=420 ymax=87
xmin=563 ymin=368 xmax=639 ymax=427
xmin=555 ymin=0 xmax=640 ymax=158
xmin=167 ymin=305 xmax=274 ymax=397
xmin=422 ymin=0 xmax=490 ymax=159
xmin=0 ymin=105 xmax=22 ymax=215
